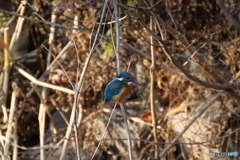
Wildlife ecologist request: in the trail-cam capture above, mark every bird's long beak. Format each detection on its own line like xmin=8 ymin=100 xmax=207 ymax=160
xmin=132 ymin=80 xmax=144 ymax=87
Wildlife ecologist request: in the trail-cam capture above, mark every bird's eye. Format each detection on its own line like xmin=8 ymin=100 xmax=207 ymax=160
xmin=123 ymin=76 xmax=132 ymax=81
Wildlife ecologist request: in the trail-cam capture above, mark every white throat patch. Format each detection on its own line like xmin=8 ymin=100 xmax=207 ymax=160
xmin=116 ymin=78 xmax=123 ymax=81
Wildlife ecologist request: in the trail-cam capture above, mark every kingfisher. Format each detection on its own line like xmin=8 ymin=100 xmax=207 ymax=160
xmin=103 ymin=71 xmax=144 ymax=104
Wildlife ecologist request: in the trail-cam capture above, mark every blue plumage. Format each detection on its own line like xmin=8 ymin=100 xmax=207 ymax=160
xmin=104 ymin=78 xmax=126 ymax=103
xmin=103 ymin=71 xmax=143 ymax=104
xmin=117 ymin=71 xmax=134 ymax=80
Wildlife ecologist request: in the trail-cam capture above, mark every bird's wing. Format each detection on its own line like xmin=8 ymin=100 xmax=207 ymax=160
xmin=104 ymin=78 xmax=126 ymax=103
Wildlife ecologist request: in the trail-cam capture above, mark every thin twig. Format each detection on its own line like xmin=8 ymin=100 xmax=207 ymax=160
xmin=8 ymin=0 xmax=26 ymax=52
xmin=135 ymin=1 xmax=223 ymax=77
xmin=38 ymin=103 xmax=46 ymax=160
xmin=0 ymin=9 xmax=92 ymax=34
xmin=90 ymin=103 xmax=117 ymax=159
xmin=3 ymin=1 xmax=27 ymax=158
xmin=216 ymin=0 xmax=240 ymax=31
xmin=59 ymin=0 xmax=109 ymax=159
xmin=74 ymin=123 xmax=81 ymax=160
xmin=41 ymin=44 xmax=76 ymax=90
xmin=14 ymin=65 xmax=75 ymax=94
xmin=38 ymin=5 xmax=57 ymax=160
xmin=0 ymin=135 xmax=61 ymax=150
xmin=136 ymin=15 xmax=240 ymax=91
xmin=119 ymin=104 xmax=133 ymax=160
xmin=114 ymin=0 xmax=133 ymax=159
xmin=0 ymin=5 xmax=21 ymax=32
xmin=159 ymin=93 xmax=223 ymax=158
xmin=71 ymin=14 xmax=82 ymax=160
xmin=148 ymin=11 xmax=227 ymax=84
xmin=114 ymin=0 xmax=121 ymax=74
xmin=123 ymin=43 xmax=180 ymax=75
xmin=4 ymin=86 xmax=17 ymax=159
xmin=12 ymin=97 xmax=18 ymax=160
xmin=2 ymin=27 xmax=10 ymax=123
xmin=149 ymin=0 xmax=159 ymax=158
xmin=25 ymin=42 xmax=74 ymax=97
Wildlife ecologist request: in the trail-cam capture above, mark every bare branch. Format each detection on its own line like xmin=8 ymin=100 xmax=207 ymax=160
xmin=216 ymin=0 xmax=240 ymax=31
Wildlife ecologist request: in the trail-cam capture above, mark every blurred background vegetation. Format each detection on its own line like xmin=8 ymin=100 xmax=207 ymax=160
xmin=0 ymin=0 xmax=240 ymax=159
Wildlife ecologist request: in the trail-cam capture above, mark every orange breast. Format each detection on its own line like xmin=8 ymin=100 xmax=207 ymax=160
xmin=111 ymin=83 xmax=132 ymax=102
